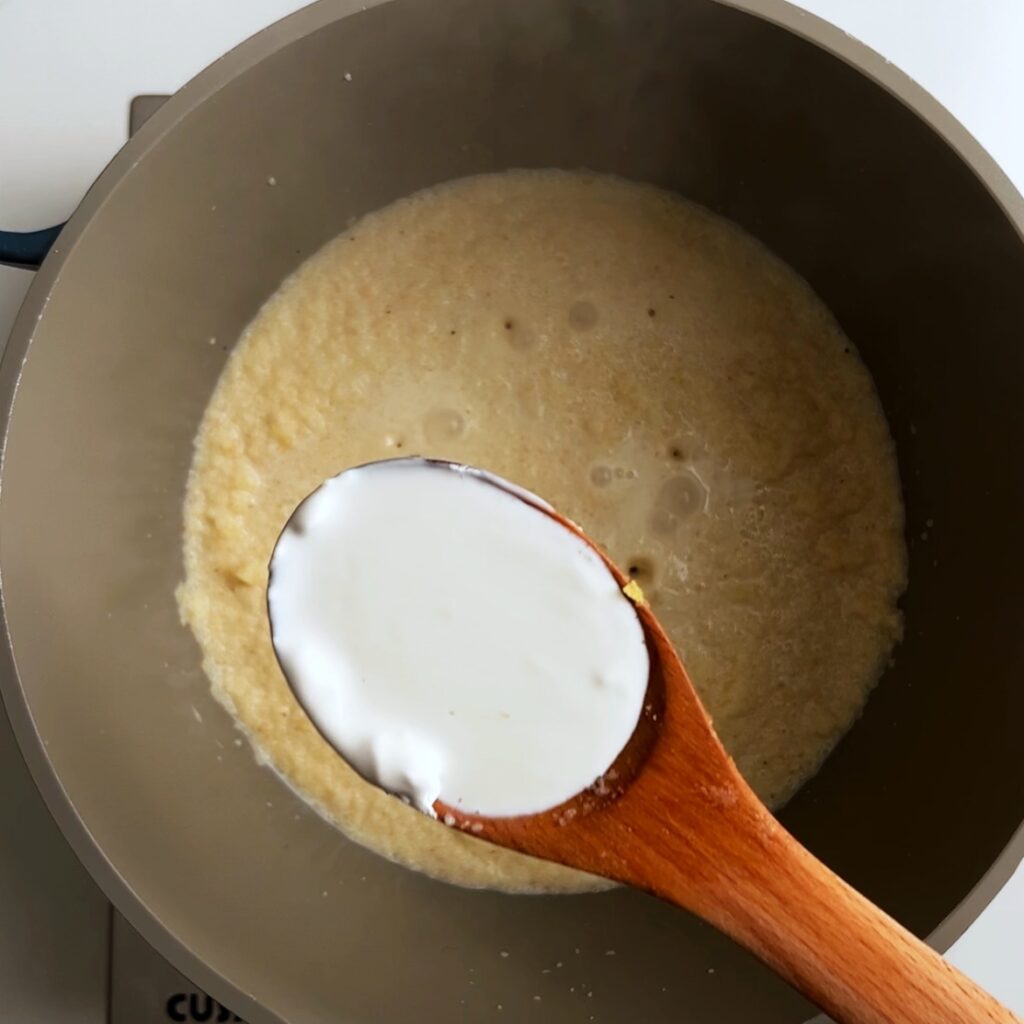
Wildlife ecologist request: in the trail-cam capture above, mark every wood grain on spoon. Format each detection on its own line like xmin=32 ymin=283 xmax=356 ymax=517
xmin=437 ymin=508 xmax=1020 ymax=1024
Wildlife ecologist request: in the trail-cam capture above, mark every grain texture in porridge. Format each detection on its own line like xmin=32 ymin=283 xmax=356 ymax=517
xmin=178 ymin=170 xmax=906 ymax=892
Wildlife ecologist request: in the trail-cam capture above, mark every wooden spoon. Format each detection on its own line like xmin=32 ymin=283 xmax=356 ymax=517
xmin=436 ymin=506 xmax=1020 ymax=1024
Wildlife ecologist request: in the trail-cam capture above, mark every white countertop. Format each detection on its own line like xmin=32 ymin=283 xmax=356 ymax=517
xmin=1 ymin=0 xmax=1022 ymax=1017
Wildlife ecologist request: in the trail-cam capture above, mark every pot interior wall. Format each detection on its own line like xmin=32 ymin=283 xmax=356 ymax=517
xmin=2 ymin=1 xmax=1023 ymax=1022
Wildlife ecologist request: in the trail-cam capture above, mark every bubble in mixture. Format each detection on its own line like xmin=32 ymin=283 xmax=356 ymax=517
xmin=503 ymin=318 xmax=536 ymax=351
xmin=568 ymin=300 xmax=599 ymax=330
xmin=626 ymin=557 xmax=655 ymax=581
xmin=590 ymin=465 xmax=613 ymax=488
xmin=423 ymin=408 xmax=466 ymax=444
xmin=650 ymin=472 xmax=708 ymax=534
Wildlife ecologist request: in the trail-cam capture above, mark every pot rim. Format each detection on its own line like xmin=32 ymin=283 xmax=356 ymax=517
xmin=0 ymin=1 xmax=1021 ymax=1021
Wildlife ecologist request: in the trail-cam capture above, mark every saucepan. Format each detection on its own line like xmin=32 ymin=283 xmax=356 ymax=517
xmin=1 ymin=0 xmax=1023 ymax=1021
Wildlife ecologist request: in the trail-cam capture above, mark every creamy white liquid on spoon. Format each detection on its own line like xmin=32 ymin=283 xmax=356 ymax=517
xmin=268 ymin=458 xmax=649 ymax=818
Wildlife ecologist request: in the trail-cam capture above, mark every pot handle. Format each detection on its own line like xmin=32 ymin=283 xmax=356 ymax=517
xmin=0 ymin=225 xmax=63 ymax=270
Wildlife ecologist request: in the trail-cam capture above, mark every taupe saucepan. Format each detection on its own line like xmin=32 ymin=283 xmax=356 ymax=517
xmin=1 ymin=1 xmax=1023 ymax=1022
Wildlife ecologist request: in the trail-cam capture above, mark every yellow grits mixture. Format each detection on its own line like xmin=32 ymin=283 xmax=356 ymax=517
xmin=178 ymin=171 xmax=906 ymax=892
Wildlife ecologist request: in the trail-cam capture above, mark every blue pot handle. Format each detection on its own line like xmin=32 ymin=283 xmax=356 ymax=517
xmin=0 ymin=225 xmax=64 ymax=270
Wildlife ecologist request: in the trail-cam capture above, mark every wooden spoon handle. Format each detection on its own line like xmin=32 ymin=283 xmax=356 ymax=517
xmin=688 ymin=813 xmax=1019 ymax=1024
